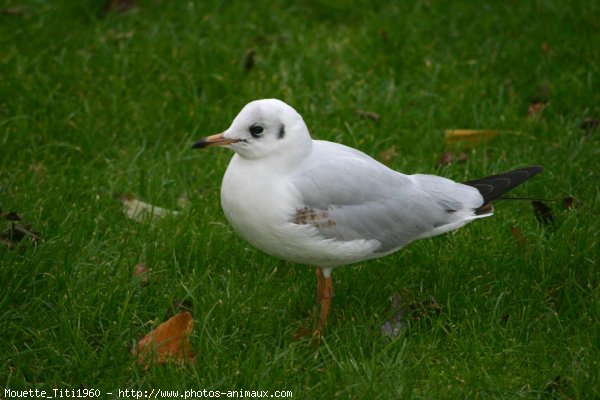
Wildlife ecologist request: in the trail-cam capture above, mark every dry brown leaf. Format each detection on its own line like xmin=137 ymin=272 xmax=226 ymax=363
xmin=436 ymin=151 xmax=468 ymax=166
xmin=511 ymin=226 xmax=522 ymax=238
xmin=532 ymin=200 xmax=554 ymax=226
xmin=562 ymin=196 xmax=586 ymax=211
xmin=527 ymin=101 xmax=545 ymax=119
xmin=243 ymin=49 xmax=256 ymax=72
xmin=543 ymin=375 xmax=563 ymax=395
xmin=527 ymin=85 xmax=550 ymax=120
xmin=428 ymin=296 xmax=442 ymax=314
xmin=511 ymin=226 xmax=521 ymax=238
xmin=542 ymin=42 xmax=551 ymax=56
xmin=444 ymin=129 xmax=499 ymax=145
xmin=1 ymin=211 xmax=22 ymax=221
xmin=510 ymin=226 xmax=528 ymax=247
xmin=291 ymin=325 xmax=312 ymax=340
xmin=355 ymin=109 xmax=381 ymax=122
xmin=1 ymin=211 xmax=40 ymax=249
xmin=580 ymin=118 xmax=599 ymax=134
xmin=28 ymin=163 xmax=45 ymax=181
xmin=102 ymin=0 xmax=137 ymax=15
xmin=135 ymin=312 xmax=194 ymax=369
xmin=110 ymin=31 xmax=135 ymax=41
xmin=132 ymin=263 xmax=150 ymax=284
xmin=118 ymin=195 xmax=179 ymax=223
xmin=378 ymin=145 xmax=398 ymax=165
xmin=379 ymin=29 xmax=390 ymax=43
xmin=562 ymin=197 xmax=574 ymax=210
xmin=252 ymin=34 xmax=290 ymax=45
xmin=177 ymin=193 xmax=191 ymax=209
xmin=2 ymin=5 xmax=28 ymax=15
xmin=437 ymin=151 xmax=454 ymax=166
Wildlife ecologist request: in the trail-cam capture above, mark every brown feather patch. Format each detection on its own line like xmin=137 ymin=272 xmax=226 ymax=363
xmin=293 ymin=207 xmax=336 ymax=229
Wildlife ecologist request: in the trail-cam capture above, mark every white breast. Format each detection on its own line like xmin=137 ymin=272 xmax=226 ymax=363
xmin=221 ymin=155 xmax=299 ymax=256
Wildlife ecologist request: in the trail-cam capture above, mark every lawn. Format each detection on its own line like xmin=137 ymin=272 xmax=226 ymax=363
xmin=1 ymin=0 xmax=599 ymax=398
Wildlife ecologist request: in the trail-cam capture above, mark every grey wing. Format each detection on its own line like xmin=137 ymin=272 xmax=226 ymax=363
xmin=290 ymin=144 xmax=485 ymax=253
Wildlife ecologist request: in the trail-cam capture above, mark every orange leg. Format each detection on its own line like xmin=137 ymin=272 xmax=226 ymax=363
xmin=315 ymin=267 xmax=334 ymax=336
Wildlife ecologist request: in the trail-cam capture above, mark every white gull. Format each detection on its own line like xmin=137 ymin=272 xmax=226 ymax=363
xmin=193 ymin=99 xmax=542 ymax=334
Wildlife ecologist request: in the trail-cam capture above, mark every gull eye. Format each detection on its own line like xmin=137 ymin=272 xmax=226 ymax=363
xmin=249 ymin=124 xmax=264 ymax=138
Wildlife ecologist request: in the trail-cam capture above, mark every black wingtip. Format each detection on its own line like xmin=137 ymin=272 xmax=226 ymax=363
xmin=522 ymin=165 xmax=543 ymax=176
xmin=464 ymin=165 xmax=543 ymax=204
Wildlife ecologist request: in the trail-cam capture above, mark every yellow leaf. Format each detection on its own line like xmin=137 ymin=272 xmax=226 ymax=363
xmin=444 ymin=129 xmax=499 ymax=145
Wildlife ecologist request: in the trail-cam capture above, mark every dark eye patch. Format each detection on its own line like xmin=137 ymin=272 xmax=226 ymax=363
xmin=250 ymin=124 xmax=264 ymax=138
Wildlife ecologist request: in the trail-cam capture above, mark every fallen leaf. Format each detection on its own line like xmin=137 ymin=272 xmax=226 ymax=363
xmin=28 ymin=163 xmax=45 ymax=180
xmin=543 ymin=375 xmax=563 ymax=395
xmin=541 ymin=42 xmax=551 ymax=56
xmin=1 ymin=224 xmax=40 ymax=248
xmin=1 ymin=211 xmax=22 ymax=221
xmin=532 ymin=200 xmax=554 ymax=226
xmin=1 ymin=212 xmax=40 ymax=249
xmin=118 ymin=195 xmax=179 ymax=223
xmin=110 ymin=30 xmax=135 ymax=41
xmin=528 ymin=84 xmax=551 ymax=118
xmin=436 ymin=151 xmax=468 ymax=166
xmin=132 ymin=263 xmax=150 ymax=285
xmin=544 ymin=284 xmax=565 ymax=310
xmin=527 ymin=101 xmax=545 ymax=119
xmin=243 ymin=49 xmax=256 ymax=72
xmin=511 ymin=226 xmax=528 ymax=246
xmin=562 ymin=196 xmax=574 ymax=210
xmin=252 ymin=34 xmax=290 ymax=45
xmin=355 ymin=109 xmax=381 ymax=122
xmin=410 ymin=295 xmax=441 ymax=319
xmin=427 ymin=296 xmax=442 ymax=314
xmin=102 ymin=0 xmax=137 ymax=15
xmin=437 ymin=152 xmax=454 ymax=166
xmin=511 ymin=226 xmax=522 ymax=239
xmin=379 ymin=29 xmax=390 ymax=43
xmin=378 ymin=145 xmax=398 ymax=165
xmin=444 ymin=129 xmax=499 ymax=145
xmin=135 ymin=311 xmax=194 ymax=369
xmin=562 ymin=196 xmax=586 ymax=211
xmin=580 ymin=118 xmax=599 ymax=134
xmin=177 ymin=193 xmax=191 ymax=209
xmin=2 ymin=5 xmax=27 ymax=15
xmin=291 ymin=325 xmax=312 ymax=340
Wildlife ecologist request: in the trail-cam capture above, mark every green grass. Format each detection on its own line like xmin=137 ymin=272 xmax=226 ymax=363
xmin=1 ymin=0 xmax=599 ymax=398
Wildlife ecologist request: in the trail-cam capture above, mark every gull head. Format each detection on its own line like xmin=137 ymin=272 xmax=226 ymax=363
xmin=193 ymin=99 xmax=312 ymax=160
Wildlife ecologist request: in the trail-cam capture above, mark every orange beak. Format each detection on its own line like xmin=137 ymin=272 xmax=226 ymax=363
xmin=192 ymin=133 xmax=241 ymax=149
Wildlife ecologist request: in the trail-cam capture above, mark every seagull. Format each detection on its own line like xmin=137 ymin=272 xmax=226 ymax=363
xmin=193 ymin=99 xmax=542 ymax=334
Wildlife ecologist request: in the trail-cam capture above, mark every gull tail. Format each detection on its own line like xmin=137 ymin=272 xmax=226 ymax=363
xmin=464 ymin=165 xmax=543 ymax=215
